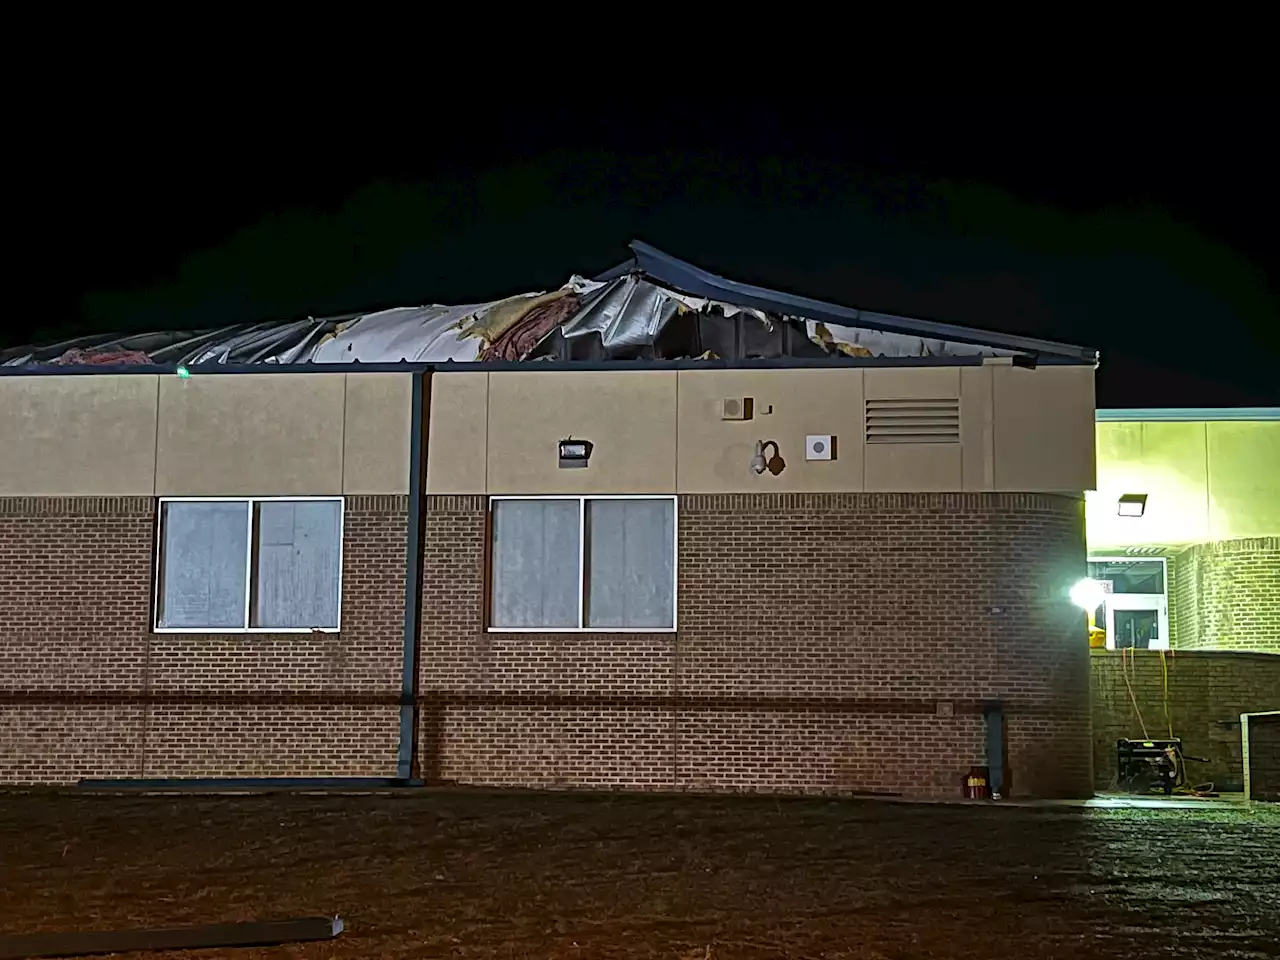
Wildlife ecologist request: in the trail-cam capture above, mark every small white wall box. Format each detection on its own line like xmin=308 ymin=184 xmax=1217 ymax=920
xmin=806 ymin=435 xmax=834 ymax=460
xmin=720 ymin=398 xmax=753 ymax=420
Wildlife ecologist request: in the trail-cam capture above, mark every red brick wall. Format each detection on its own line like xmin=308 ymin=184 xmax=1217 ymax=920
xmin=1243 ymin=713 xmax=1280 ymax=802
xmin=0 ymin=495 xmax=406 ymax=784
xmin=1170 ymin=538 xmax=1280 ymax=653
xmin=418 ymin=493 xmax=1092 ymax=798
xmin=3 ymin=492 xmax=1094 ymax=796
xmin=1090 ymin=650 xmax=1280 ymax=791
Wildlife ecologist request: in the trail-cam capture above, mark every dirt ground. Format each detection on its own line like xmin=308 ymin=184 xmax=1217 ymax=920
xmin=1 ymin=791 xmax=1277 ymax=959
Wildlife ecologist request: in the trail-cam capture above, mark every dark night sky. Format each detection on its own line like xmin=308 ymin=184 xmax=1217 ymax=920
xmin=10 ymin=96 xmax=1277 ymax=408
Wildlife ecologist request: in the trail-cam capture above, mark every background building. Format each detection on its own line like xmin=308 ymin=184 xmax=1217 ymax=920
xmin=1085 ymin=408 xmax=1279 ymax=793
xmin=1086 ymin=408 xmax=1279 ymax=653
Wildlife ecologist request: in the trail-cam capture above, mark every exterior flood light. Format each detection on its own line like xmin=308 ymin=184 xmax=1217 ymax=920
xmin=558 ymin=438 xmax=592 ymax=469
xmin=1117 ymin=493 xmax=1148 ymax=517
xmin=1070 ymin=578 xmax=1107 ymax=612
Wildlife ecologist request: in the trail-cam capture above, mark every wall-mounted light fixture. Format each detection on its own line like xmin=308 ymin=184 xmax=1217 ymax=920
xmin=750 ymin=440 xmax=784 ymax=476
xmin=1117 ymin=493 xmax=1148 ymax=517
xmin=558 ymin=438 xmax=593 ymax=469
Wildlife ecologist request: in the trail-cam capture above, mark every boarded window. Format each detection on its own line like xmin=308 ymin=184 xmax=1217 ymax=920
xmin=253 ymin=500 xmax=342 ymax=629
xmin=157 ymin=501 xmax=250 ymax=629
xmin=490 ymin=499 xmax=581 ymax=629
xmin=586 ymin=499 xmax=675 ymax=629
xmin=489 ymin=497 xmax=676 ymax=631
xmin=155 ymin=498 xmax=343 ymax=631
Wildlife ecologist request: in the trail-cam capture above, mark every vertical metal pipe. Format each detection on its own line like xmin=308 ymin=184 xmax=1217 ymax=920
xmin=396 ymin=370 xmax=427 ymax=781
xmin=984 ymin=700 xmax=1005 ymax=798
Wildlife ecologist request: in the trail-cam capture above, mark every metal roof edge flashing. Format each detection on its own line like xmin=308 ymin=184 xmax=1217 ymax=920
xmin=626 ymin=240 xmax=1099 ymax=364
xmin=2 ymin=357 xmax=973 ymax=377
xmin=1096 ymin=407 xmax=1280 ymax=422
xmin=0 ymin=362 xmax=438 ymax=376
xmin=0 ymin=354 xmax=1105 ymax=377
xmin=451 ymin=356 xmax=990 ymax=371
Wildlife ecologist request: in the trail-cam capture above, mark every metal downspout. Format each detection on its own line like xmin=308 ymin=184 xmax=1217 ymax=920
xmin=984 ymin=700 xmax=1006 ymax=798
xmin=396 ymin=369 xmax=428 ymax=781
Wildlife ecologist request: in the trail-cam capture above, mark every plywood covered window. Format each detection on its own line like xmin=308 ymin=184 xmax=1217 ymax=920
xmin=155 ymin=497 xmax=343 ymax=633
xmin=489 ymin=496 xmax=676 ymax=632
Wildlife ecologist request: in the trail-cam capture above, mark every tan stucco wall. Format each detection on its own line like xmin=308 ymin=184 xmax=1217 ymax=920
xmin=1087 ymin=419 xmax=1280 ymax=551
xmin=676 ymin=368 xmax=865 ymax=493
xmin=0 ymin=372 xmax=414 ymax=497
xmin=2 ymin=365 xmax=1097 ymax=499
xmin=992 ymin=364 xmax=1097 ymax=494
xmin=959 ymin=365 xmax=995 ymax=491
xmin=425 ymin=372 xmax=488 ymax=494
xmin=0 ymin=375 xmax=161 ymax=496
xmin=425 ymin=363 xmax=1097 ymax=495
xmin=487 ymin=371 xmax=677 ymax=494
xmin=863 ymin=367 xmax=961 ymax=492
xmin=341 ymin=373 xmax=414 ymax=495
xmin=156 ymin=374 xmax=347 ymax=496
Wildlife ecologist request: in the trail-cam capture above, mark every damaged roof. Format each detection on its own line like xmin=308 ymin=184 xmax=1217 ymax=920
xmin=1 ymin=241 xmax=1097 ymax=369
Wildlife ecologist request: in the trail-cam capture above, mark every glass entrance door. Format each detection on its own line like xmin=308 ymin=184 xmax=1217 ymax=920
xmin=1087 ymin=557 xmax=1170 ymax=651
xmin=1105 ymin=593 xmax=1168 ymax=650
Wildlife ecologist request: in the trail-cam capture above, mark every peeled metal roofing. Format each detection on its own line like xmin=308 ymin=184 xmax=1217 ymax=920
xmin=310 ymin=302 xmax=498 ymax=364
xmin=609 ymin=241 xmax=1098 ymax=363
xmin=1 ymin=242 xmax=1096 ymax=368
xmin=560 ymin=276 xmax=681 ymax=356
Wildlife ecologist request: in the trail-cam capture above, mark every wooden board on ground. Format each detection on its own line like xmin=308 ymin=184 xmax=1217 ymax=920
xmin=0 ymin=916 xmax=344 ymax=959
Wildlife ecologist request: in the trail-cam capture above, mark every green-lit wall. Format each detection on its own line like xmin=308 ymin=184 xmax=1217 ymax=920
xmin=1087 ymin=420 xmax=1280 ymax=552
xmin=1088 ymin=417 xmax=1280 ymax=653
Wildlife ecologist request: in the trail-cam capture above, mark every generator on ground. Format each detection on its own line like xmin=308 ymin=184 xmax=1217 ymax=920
xmin=1116 ymin=738 xmax=1184 ymax=795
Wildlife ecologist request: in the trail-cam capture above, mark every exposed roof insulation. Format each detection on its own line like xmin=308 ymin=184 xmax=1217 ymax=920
xmin=1 ymin=242 xmax=1096 ymax=368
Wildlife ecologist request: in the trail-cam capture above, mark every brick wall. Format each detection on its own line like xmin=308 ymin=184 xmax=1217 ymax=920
xmin=1090 ymin=649 xmax=1280 ymax=791
xmin=418 ymin=492 xmax=1093 ymax=799
xmin=3 ymin=492 xmax=1095 ymax=796
xmin=0 ymin=496 xmax=406 ymax=784
xmin=1242 ymin=713 xmax=1280 ymax=802
xmin=1170 ymin=537 xmax=1280 ymax=653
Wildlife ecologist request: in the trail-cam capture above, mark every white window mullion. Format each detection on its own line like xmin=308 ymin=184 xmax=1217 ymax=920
xmin=243 ymin=498 xmax=255 ymax=630
xmin=577 ymin=497 xmax=586 ymax=629
xmin=671 ymin=496 xmax=679 ymax=632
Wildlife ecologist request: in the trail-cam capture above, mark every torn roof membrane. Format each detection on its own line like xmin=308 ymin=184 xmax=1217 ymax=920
xmin=1 ymin=242 xmax=1097 ymax=368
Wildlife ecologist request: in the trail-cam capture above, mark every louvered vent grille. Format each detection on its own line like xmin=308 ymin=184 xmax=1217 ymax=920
xmin=865 ymin=398 xmax=960 ymax=444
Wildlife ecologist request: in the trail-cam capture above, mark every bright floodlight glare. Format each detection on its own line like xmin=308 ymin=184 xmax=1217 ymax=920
xmin=1070 ymin=578 xmax=1107 ymax=611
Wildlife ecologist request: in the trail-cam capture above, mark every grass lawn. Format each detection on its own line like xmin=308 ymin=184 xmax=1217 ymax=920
xmin=1 ymin=790 xmax=1277 ymax=958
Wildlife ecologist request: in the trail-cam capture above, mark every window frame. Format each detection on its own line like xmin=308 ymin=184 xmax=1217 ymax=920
xmin=153 ymin=496 xmax=345 ymax=634
xmin=487 ymin=494 xmax=678 ymax=634
xmin=1086 ymin=555 xmax=1168 ymax=596
xmin=1085 ymin=555 xmax=1169 ymax=651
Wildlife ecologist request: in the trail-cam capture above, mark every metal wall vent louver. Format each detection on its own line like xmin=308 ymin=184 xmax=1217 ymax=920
xmin=865 ymin=398 xmax=961 ymax=444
